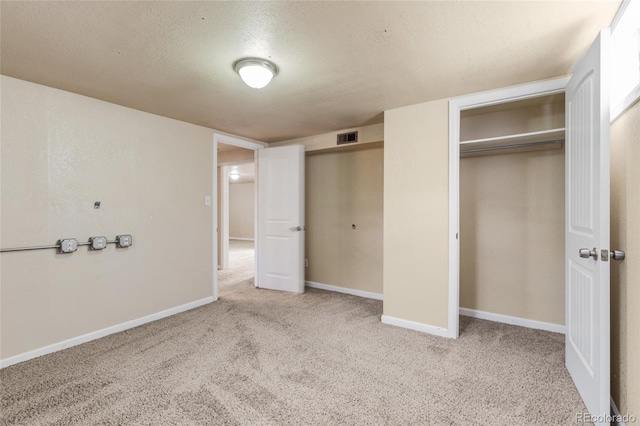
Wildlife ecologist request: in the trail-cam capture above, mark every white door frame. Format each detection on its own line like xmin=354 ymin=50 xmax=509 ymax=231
xmin=447 ymin=77 xmax=570 ymax=338
xmin=220 ymin=165 xmax=230 ymax=270
xmin=212 ymin=133 xmax=265 ymax=301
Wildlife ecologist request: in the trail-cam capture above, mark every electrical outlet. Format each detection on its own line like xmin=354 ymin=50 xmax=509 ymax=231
xmin=116 ymin=234 xmax=133 ymax=248
xmin=90 ymin=236 xmax=108 ymax=250
xmin=305 ymin=258 xmax=309 ymax=268
xmin=59 ymin=238 xmax=78 ymax=253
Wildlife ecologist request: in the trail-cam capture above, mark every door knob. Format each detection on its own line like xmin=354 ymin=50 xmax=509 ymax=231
xmin=290 ymin=226 xmax=306 ymax=232
xmin=610 ymin=250 xmax=625 ymax=261
xmin=579 ymin=248 xmax=598 ymax=260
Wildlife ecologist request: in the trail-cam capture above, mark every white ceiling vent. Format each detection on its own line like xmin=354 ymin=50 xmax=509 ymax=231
xmin=337 ymin=131 xmax=358 ymax=145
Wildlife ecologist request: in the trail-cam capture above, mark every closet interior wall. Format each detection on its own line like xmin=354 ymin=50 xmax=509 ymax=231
xmin=459 ymin=95 xmax=566 ymax=326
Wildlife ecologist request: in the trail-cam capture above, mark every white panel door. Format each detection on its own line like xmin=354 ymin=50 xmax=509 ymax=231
xmin=257 ymin=145 xmax=305 ymax=293
xmin=565 ymin=29 xmax=610 ymax=423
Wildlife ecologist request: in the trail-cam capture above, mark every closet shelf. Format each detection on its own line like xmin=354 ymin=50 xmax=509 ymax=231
xmin=460 ymin=128 xmax=565 ymax=152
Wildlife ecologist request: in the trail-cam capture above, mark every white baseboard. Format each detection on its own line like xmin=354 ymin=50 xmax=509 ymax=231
xmin=0 ymin=296 xmax=214 ymax=369
xmin=459 ymin=308 xmax=565 ymax=334
xmin=380 ymin=315 xmax=449 ymax=338
xmin=229 ymin=237 xmax=254 ymax=241
xmin=305 ymin=281 xmax=383 ymax=300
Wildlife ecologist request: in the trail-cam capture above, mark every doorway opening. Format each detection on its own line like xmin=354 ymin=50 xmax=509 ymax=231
xmin=212 ymin=133 xmax=263 ymax=300
xmin=218 ymin=147 xmax=256 ymax=296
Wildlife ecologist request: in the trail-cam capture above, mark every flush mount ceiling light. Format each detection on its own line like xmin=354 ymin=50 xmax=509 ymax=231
xmin=229 ymin=170 xmax=240 ymax=180
xmin=234 ymin=58 xmax=278 ymax=89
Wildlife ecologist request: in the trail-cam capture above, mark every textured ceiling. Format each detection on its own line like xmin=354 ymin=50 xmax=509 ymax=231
xmin=0 ymin=1 xmax=620 ymax=143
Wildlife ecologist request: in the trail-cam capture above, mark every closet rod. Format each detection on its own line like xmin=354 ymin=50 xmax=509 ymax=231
xmin=460 ymin=139 xmax=564 ymax=155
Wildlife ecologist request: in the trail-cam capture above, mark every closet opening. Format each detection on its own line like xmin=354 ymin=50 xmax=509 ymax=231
xmin=460 ymin=93 xmax=566 ymax=336
xmin=448 ymin=77 xmax=569 ymax=338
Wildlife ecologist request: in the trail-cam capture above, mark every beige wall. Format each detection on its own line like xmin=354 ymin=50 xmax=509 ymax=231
xmin=383 ymin=99 xmax=449 ymax=328
xmin=229 ymin=182 xmax=254 ymax=240
xmin=305 ymin=147 xmax=383 ymax=294
xmin=610 ymin=99 xmax=640 ymax=419
xmin=218 ymin=148 xmax=255 ymax=165
xmin=460 ymin=149 xmax=565 ymax=325
xmin=0 ymin=76 xmax=221 ymax=360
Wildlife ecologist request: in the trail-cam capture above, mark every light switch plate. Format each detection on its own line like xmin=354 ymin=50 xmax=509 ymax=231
xmin=59 ymin=238 xmax=78 ymax=253
xmin=116 ymin=234 xmax=132 ymax=248
xmin=90 ymin=236 xmax=108 ymax=250
xmin=205 ymin=196 xmax=211 ymax=206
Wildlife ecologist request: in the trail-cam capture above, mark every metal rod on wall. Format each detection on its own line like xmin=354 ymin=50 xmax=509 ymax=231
xmin=0 ymin=244 xmax=61 ymax=253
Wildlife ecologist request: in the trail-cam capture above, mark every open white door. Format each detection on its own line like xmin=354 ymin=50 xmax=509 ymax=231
xmin=565 ymin=29 xmax=610 ymax=423
xmin=257 ymin=145 xmax=305 ymax=293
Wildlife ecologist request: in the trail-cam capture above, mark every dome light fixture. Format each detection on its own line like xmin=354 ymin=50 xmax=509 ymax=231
xmin=229 ymin=170 xmax=240 ymax=180
xmin=234 ymin=58 xmax=278 ymax=89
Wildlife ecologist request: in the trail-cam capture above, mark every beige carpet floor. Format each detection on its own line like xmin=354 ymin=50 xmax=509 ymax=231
xmin=218 ymin=240 xmax=256 ymax=290
xmin=0 ymin=241 xmax=587 ymax=425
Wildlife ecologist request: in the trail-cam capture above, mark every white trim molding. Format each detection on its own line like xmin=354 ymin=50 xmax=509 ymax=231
xmin=305 ymin=281 xmax=383 ymax=300
xmin=229 ymin=237 xmax=255 ymax=241
xmin=610 ymin=0 xmax=640 ymax=120
xmin=220 ymin=165 xmax=230 ymax=269
xmin=459 ymin=308 xmax=565 ymax=334
xmin=611 ymin=86 xmax=640 ymax=122
xmin=448 ymin=97 xmax=461 ymax=338
xmin=0 ymin=297 xmax=214 ymax=369
xmin=380 ymin=315 xmax=449 ymax=338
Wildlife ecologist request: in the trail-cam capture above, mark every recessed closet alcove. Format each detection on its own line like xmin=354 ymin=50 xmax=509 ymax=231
xmin=458 ymin=92 xmax=567 ymax=331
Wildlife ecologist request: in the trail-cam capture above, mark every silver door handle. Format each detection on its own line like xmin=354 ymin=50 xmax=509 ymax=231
xmin=579 ymin=248 xmax=598 ymax=260
xmin=610 ymin=250 xmax=625 ymax=261
xmin=290 ymin=226 xmax=306 ymax=232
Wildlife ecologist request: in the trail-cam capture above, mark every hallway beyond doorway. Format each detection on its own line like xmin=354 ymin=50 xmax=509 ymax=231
xmin=218 ymin=240 xmax=254 ymax=292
